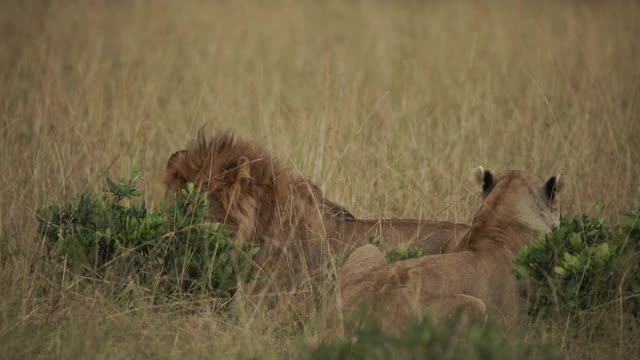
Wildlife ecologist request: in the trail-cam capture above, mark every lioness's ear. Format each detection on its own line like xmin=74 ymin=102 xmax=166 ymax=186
xmin=544 ymin=174 xmax=564 ymax=203
xmin=473 ymin=166 xmax=494 ymax=196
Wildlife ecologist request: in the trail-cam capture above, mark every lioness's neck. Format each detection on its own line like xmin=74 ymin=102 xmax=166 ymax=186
xmin=460 ymin=212 xmax=535 ymax=257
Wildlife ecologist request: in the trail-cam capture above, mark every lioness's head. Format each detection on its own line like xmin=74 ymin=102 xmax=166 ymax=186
xmin=472 ymin=166 xmax=564 ymax=235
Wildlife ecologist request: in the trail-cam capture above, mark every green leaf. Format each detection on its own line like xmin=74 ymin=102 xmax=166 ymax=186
xmin=368 ymin=236 xmax=381 ymax=247
xmin=514 ymin=264 xmax=529 ymax=279
xmin=570 ymin=233 xmax=582 ymax=250
xmin=105 ymin=177 xmax=117 ymax=192
xmin=247 ymin=247 xmax=260 ymax=257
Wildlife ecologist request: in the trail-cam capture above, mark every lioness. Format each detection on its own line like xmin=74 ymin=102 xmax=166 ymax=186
xmin=334 ymin=167 xmax=563 ymax=333
xmin=163 ymin=130 xmax=468 ymax=286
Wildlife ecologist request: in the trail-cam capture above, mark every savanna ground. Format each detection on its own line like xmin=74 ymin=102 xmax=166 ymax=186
xmin=1 ymin=0 xmax=640 ymax=358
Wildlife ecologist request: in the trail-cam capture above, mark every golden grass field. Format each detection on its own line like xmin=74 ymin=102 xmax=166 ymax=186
xmin=1 ymin=0 xmax=639 ymax=358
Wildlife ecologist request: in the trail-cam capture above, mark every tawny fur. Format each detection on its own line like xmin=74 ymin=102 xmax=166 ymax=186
xmin=334 ymin=168 xmax=563 ymax=334
xmin=163 ymin=130 xmax=469 ymax=287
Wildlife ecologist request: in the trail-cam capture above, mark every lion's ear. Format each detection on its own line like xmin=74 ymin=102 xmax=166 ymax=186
xmin=166 ymin=150 xmax=187 ymax=170
xmin=164 ymin=150 xmax=188 ymax=194
xmin=224 ymin=157 xmax=252 ymax=187
xmin=544 ymin=174 xmax=564 ymax=203
xmin=236 ymin=157 xmax=252 ymax=186
xmin=472 ymin=166 xmax=494 ymax=196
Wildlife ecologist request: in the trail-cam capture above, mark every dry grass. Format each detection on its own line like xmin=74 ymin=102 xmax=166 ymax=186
xmin=1 ymin=0 xmax=639 ymax=358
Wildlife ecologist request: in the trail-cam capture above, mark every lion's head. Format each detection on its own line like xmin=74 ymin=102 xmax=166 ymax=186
xmin=163 ymin=130 xmax=354 ymax=246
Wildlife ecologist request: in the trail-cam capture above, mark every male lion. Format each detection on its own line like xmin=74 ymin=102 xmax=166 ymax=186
xmin=334 ymin=167 xmax=563 ymax=333
xmin=163 ymin=130 xmax=468 ymax=287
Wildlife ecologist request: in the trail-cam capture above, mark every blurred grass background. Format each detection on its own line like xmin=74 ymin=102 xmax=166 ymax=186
xmin=1 ymin=0 xmax=639 ymax=358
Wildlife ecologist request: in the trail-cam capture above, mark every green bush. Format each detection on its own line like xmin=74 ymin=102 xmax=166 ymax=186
xmin=37 ymin=170 xmax=259 ymax=297
xmin=384 ymin=244 xmax=424 ymax=264
xmin=619 ymin=208 xmax=640 ymax=315
xmin=620 ymin=208 xmax=640 ymax=251
xmin=307 ymin=315 xmax=561 ymax=360
xmin=367 ymin=236 xmax=425 ymax=263
xmin=514 ymin=211 xmax=640 ymax=318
